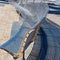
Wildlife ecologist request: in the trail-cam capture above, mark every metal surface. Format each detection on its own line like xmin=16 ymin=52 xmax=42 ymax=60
xmin=0 ymin=1 xmax=48 ymax=59
xmin=48 ymin=3 xmax=60 ymax=14
xmin=25 ymin=18 xmax=60 ymax=60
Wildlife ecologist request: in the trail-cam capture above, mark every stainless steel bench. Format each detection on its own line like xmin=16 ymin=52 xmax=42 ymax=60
xmin=0 ymin=1 xmax=49 ymax=60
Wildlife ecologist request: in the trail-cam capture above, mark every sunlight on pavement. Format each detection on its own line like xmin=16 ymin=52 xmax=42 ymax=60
xmin=47 ymin=14 xmax=60 ymax=26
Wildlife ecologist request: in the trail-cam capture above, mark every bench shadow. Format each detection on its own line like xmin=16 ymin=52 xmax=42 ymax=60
xmin=10 ymin=22 xmax=21 ymax=37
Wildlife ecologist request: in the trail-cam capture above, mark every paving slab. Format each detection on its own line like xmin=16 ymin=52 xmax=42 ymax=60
xmin=47 ymin=14 xmax=60 ymax=26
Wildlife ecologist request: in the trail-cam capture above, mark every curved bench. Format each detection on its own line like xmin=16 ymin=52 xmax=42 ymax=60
xmin=49 ymin=5 xmax=60 ymax=10
xmin=48 ymin=3 xmax=60 ymax=14
xmin=0 ymin=1 xmax=49 ymax=60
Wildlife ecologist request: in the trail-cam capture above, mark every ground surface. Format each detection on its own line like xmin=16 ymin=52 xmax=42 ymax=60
xmin=0 ymin=4 xmax=20 ymax=45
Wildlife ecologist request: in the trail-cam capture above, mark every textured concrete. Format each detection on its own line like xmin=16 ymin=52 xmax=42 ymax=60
xmin=0 ymin=4 xmax=20 ymax=45
xmin=47 ymin=14 xmax=60 ymax=26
